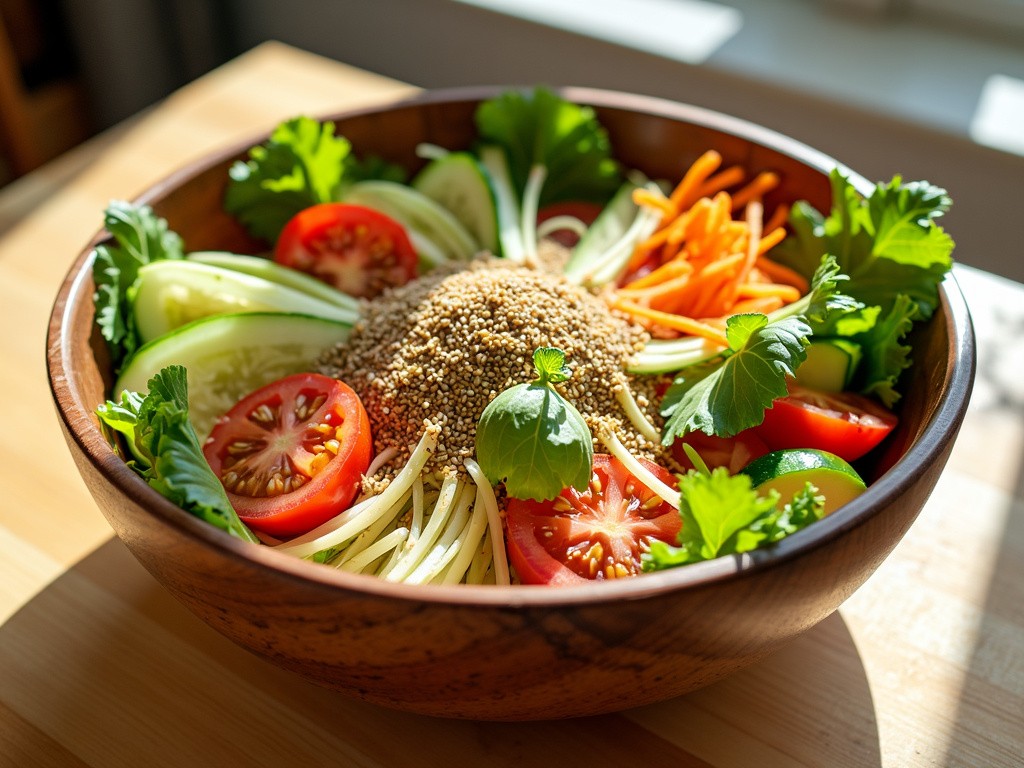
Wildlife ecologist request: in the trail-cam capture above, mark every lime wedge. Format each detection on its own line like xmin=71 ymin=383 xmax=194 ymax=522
xmin=740 ymin=448 xmax=866 ymax=515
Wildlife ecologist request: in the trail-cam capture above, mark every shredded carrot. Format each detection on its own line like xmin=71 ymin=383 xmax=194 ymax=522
xmin=611 ymin=154 xmax=806 ymax=341
xmin=668 ymin=150 xmax=722 ymax=212
xmin=611 ymin=298 xmax=730 ymax=347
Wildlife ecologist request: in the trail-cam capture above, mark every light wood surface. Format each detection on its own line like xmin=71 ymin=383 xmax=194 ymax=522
xmin=1 ymin=41 xmax=1021 ymax=767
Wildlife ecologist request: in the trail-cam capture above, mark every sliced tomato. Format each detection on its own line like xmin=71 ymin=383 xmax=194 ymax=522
xmin=752 ymin=383 xmax=898 ymax=463
xmin=672 ymin=429 xmax=769 ymax=474
xmin=203 ymin=372 xmax=372 ymax=538
xmin=506 ymin=454 xmax=681 ymax=586
xmin=536 ymin=201 xmax=603 ymax=248
xmin=273 ymin=203 xmax=417 ymax=299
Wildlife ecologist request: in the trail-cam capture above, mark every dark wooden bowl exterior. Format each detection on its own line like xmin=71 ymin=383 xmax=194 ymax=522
xmin=46 ymin=87 xmax=975 ymax=720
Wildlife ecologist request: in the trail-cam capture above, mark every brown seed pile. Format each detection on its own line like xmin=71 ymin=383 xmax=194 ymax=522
xmin=319 ymin=255 xmax=669 ymax=488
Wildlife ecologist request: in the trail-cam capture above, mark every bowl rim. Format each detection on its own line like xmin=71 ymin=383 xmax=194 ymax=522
xmin=46 ymin=85 xmax=977 ymax=608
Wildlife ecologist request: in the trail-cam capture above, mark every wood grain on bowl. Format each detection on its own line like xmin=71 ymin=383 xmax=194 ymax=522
xmin=46 ymin=87 xmax=975 ymax=720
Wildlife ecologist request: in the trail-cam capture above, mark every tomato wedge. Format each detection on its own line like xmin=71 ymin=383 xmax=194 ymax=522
xmin=672 ymin=429 xmax=769 ymax=474
xmin=203 ymin=373 xmax=372 ymax=538
xmin=506 ymin=454 xmax=681 ymax=586
xmin=752 ymin=383 xmax=898 ymax=462
xmin=274 ymin=203 xmax=417 ymax=299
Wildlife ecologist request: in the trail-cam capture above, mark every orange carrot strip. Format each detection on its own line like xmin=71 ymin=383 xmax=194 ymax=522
xmin=756 ymin=226 xmax=787 ymax=255
xmin=632 ymin=187 xmax=675 ymax=216
xmin=731 ymin=171 xmax=780 ymax=211
xmin=612 ymin=298 xmax=730 ymax=346
xmin=736 ymin=282 xmax=802 ymax=303
xmin=730 ymin=296 xmax=786 ymax=314
xmin=764 ymin=203 xmax=789 ymax=234
xmin=621 ymin=258 xmax=692 ymax=290
xmin=696 ymin=165 xmax=745 ymax=199
xmin=620 ymin=274 xmax=695 ymax=304
xmin=755 ymin=256 xmax=810 ymax=293
xmin=668 ymin=150 xmax=722 ymax=211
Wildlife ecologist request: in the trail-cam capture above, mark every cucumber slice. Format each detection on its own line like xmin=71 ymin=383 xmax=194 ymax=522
xmin=116 ymin=312 xmax=351 ymax=438
xmin=741 ymin=448 xmax=866 ymax=515
xmin=412 ymin=152 xmax=499 ymax=253
xmin=343 ymin=180 xmax=479 ymax=261
xmin=563 ymin=180 xmax=659 ymax=286
xmin=133 ymin=260 xmax=359 ymax=343
xmin=477 ymin=144 xmax=525 ymax=262
xmin=186 ymin=251 xmax=360 ymax=313
xmin=796 ymin=339 xmax=863 ymax=392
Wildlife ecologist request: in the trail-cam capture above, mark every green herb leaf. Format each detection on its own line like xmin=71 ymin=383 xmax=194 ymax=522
xmin=776 ymin=170 xmax=954 ymax=320
xmin=660 ymin=314 xmax=810 ymax=440
xmin=642 ymin=471 xmax=824 ymax=571
xmin=660 ymin=256 xmax=853 ymax=440
xmin=96 ymin=365 xmax=258 ymax=543
xmin=474 ymin=86 xmax=622 ymax=206
xmin=225 ymin=116 xmax=351 ymax=243
xmin=92 ymin=201 xmax=184 ymax=371
xmin=476 ymin=347 xmax=593 ymax=501
xmin=224 ymin=116 xmax=407 ymax=244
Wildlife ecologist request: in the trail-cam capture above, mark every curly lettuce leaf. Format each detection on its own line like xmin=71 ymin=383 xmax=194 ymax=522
xmin=225 ymin=117 xmax=351 ymax=242
xmin=92 ymin=201 xmax=184 ymax=371
xmin=224 ymin=116 xmax=407 ymax=244
xmin=776 ymin=171 xmax=953 ymax=320
xmin=97 ymin=366 xmax=258 ymax=543
xmin=474 ymin=86 xmax=622 ymax=206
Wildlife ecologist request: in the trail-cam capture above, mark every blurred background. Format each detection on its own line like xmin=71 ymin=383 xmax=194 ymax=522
xmin=1 ymin=0 xmax=1022 ymax=281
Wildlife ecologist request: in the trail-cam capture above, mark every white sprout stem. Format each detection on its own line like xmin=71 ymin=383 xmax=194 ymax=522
xmin=628 ymin=337 xmax=725 ymax=375
xmin=405 ymin=484 xmax=475 ymax=585
xmin=406 ymin=539 xmax=462 ymax=586
xmin=365 ymin=445 xmax=399 ymax=479
xmin=599 ymin=429 xmax=680 ymax=510
xmin=441 ymin=482 xmax=492 ymax=585
xmin=520 ymin=164 xmax=547 ymax=267
xmin=536 ymin=215 xmax=589 ymax=241
xmin=334 ymin=493 xmax=410 ymax=567
xmin=614 ymin=380 xmax=663 ymax=445
xmin=383 ymin=473 xmax=461 ymax=582
xmin=464 ymin=458 xmax=511 ymax=586
xmin=468 ymin=531 xmax=496 ymax=585
xmin=584 ymin=205 xmax=661 ymax=286
xmin=272 ymin=493 xmax=378 ymax=553
xmin=275 ymin=426 xmax=440 ymax=559
xmin=410 ymin=473 xmax=425 ymax=541
xmin=479 ymin=145 xmax=525 ymax=263
xmin=337 ymin=527 xmax=410 ymax=574
xmin=415 ymin=142 xmax=450 ymax=160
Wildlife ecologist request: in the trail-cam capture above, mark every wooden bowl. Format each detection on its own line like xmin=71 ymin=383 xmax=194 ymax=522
xmin=46 ymin=87 xmax=975 ymax=720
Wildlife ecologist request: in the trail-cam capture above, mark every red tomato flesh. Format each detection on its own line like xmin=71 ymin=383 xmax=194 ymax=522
xmin=203 ymin=373 xmax=372 ymax=538
xmin=274 ymin=203 xmax=417 ymax=298
xmin=506 ymin=454 xmax=681 ymax=586
xmin=752 ymin=383 xmax=898 ymax=462
xmin=672 ymin=429 xmax=769 ymax=474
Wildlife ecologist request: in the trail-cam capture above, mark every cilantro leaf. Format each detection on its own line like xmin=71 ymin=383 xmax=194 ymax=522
xmin=91 ymin=201 xmax=184 ymax=371
xmin=474 ymin=86 xmax=622 ymax=206
xmin=476 ymin=348 xmax=593 ymax=501
xmin=225 ymin=116 xmax=352 ymax=242
xmin=97 ymin=366 xmax=258 ymax=543
xmin=660 ymin=314 xmax=809 ymax=439
xmin=643 ymin=471 xmax=825 ymax=571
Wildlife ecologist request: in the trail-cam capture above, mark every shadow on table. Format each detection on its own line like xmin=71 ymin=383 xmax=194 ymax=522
xmin=2 ymin=538 xmax=885 ymax=768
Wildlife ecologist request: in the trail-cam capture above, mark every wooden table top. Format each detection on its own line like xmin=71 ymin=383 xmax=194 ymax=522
xmin=1 ymin=41 xmax=1021 ymax=768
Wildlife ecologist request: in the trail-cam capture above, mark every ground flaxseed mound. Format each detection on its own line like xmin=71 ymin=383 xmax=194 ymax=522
xmin=318 ymin=255 xmax=670 ymax=489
